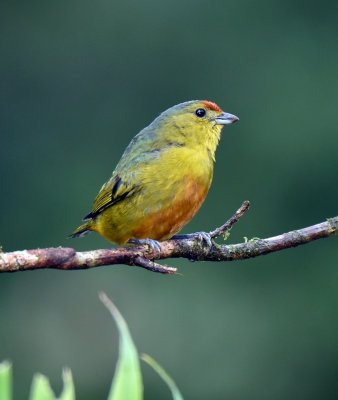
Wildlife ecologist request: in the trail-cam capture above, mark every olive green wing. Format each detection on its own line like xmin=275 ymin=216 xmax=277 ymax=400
xmin=83 ymin=125 xmax=180 ymax=221
xmin=83 ymin=175 xmax=141 ymax=220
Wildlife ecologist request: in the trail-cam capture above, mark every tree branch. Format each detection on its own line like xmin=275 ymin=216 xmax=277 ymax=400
xmin=0 ymin=202 xmax=337 ymax=274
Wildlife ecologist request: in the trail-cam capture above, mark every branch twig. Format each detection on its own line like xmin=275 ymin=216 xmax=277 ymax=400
xmin=209 ymin=200 xmax=250 ymax=238
xmin=0 ymin=202 xmax=336 ymax=274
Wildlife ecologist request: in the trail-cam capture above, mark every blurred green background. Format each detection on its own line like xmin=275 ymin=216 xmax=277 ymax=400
xmin=1 ymin=0 xmax=337 ymax=399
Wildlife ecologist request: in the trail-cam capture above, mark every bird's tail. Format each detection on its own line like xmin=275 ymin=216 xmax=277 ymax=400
xmin=68 ymin=221 xmax=92 ymax=239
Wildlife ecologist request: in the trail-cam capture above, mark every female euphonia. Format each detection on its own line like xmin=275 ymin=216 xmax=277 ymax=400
xmin=70 ymin=100 xmax=238 ymax=250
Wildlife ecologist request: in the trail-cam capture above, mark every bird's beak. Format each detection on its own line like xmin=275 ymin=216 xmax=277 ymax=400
xmin=212 ymin=112 xmax=239 ymax=125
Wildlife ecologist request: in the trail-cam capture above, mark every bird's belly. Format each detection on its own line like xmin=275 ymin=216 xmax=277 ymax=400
xmin=131 ymin=175 xmax=210 ymax=241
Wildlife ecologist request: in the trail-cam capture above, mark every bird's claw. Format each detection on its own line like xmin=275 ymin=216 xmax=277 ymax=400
xmin=194 ymin=231 xmax=212 ymax=247
xmin=171 ymin=231 xmax=213 ymax=247
xmin=128 ymin=238 xmax=162 ymax=254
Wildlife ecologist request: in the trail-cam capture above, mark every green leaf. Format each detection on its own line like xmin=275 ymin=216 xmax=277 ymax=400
xmin=99 ymin=292 xmax=143 ymax=400
xmin=29 ymin=374 xmax=56 ymax=400
xmin=58 ymin=369 xmax=75 ymax=400
xmin=141 ymin=354 xmax=184 ymax=400
xmin=0 ymin=360 xmax=12 ymax=400
xmin=29 ymin=369 xmax=75 ymax=400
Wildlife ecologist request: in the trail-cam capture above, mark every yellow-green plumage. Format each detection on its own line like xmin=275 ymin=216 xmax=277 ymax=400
xmin=70 ymin=100 xmax=238 ymax=245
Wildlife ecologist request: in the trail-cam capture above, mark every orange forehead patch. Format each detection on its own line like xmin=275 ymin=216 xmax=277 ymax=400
xmin=200 ymin=100 xmax=222 ymax=112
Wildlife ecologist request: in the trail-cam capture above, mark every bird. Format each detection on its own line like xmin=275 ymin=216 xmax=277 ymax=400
xmin=70 ymin=100 xmax=239 ymax=251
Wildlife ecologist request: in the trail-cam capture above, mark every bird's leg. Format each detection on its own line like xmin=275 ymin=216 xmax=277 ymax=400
xmin=128 ymin=238 xmax=162 ymax=254
xmin=171 ymin=232 xmax=212 ymax=247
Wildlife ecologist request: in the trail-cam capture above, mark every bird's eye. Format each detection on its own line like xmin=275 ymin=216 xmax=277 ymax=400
xmin=195 ymin=108 xmax=206 ymax=117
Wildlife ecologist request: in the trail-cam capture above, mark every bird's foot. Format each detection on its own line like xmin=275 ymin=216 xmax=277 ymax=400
xmin=128 ymin=238 xmax=162 ymax=254
xmin=171 ymin=231 xmax=213 ymax=247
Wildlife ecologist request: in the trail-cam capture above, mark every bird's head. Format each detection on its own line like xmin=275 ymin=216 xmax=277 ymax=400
xmin=154 ymin=100 xmax=239 ymax=158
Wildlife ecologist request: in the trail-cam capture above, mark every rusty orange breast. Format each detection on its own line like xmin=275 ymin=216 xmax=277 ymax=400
xmin=131 ymin=175 xmax=210 ymax=241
